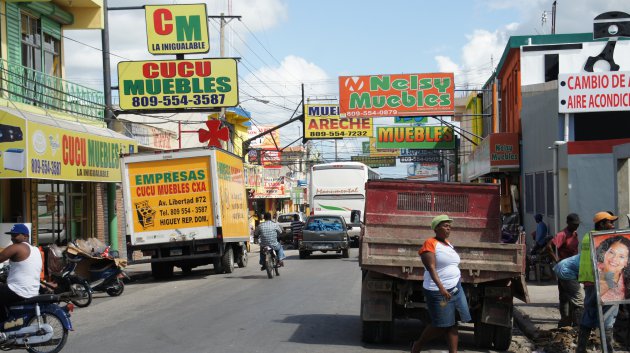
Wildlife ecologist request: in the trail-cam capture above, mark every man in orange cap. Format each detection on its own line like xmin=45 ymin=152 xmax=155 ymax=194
xmin=576 ymin=211 xmax=618 ymax=353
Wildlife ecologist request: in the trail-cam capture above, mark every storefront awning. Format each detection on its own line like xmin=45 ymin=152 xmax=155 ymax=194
xmin=0 ymin=105 xmax=136 ymax=182
xmin=463 ymin=132 xmax=520 ymax=181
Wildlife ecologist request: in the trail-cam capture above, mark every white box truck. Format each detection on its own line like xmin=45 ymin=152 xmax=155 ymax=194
xmin=121 ymin=147 xmax=250 ymax=279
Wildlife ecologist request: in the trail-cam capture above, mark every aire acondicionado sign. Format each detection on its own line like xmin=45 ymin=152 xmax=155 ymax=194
xmin=338 ymin=73 xmax=455 ymax=118
xmin=117 ymin=58 xmax=238 ymax=111
xmin=558 ymin=71 xmax=630 ymax=113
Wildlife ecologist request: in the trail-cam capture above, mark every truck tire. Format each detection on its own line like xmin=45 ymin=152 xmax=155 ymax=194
xmin=474 ymin=321 xmax=494 ymax=349
xmin=361 ymin=320 xmax=393 ymax=343
xmin=237 ymin=248 xmax=248 ymax=268
xmin=222 ymin=247 xmax=235 ymax=274
xmin=299 ymin=251 xmax=309 ymax=259
xmin=151 ymin=262 xmax=174 ymax=280
xmin=493 ymin=324 xmax=513 ymax=351
xmin=342 ymin=248 xmax=349 ymax=258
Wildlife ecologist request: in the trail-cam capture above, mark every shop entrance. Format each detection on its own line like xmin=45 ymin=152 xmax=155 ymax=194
xmin=37 ymin=181 xmax=94 ymax=245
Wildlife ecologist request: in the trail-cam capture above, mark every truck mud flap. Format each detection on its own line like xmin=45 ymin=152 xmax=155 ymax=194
xmin=480 ymin=286 xmax=513 ymax=327
xmin=512 ymin=274 xmax=530 ymax=303
xmin=361 ymin=272 xmax=393 ymax=322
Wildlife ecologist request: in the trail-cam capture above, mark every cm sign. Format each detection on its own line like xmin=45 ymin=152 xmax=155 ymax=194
xmin=145 ymin=4 xmax=209 ymax=55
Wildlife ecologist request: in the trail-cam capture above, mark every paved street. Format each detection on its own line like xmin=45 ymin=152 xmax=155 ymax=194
xmin=62 ymin=248 xmax=531 ymax=353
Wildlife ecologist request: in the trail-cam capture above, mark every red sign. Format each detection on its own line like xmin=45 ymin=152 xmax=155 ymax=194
xmin=338 ymin=73 xmax=455 ymax=118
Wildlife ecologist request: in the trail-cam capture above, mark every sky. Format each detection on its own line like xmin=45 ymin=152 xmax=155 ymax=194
xmin=63 ymin=0 xmax=628 ymax=177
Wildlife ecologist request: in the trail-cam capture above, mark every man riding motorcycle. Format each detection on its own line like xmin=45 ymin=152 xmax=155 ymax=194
xmin=254 ymin=212 xmax=286 ymax=270
xmin=0 ymin=224 xmax=42 ymax=322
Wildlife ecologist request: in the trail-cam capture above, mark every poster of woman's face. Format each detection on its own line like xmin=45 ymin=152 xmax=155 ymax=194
xmin=592 ymin=232 xmax=630 ymax=304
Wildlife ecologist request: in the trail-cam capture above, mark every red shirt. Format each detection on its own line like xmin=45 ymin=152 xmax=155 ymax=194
xmin=552 ymin=228 xmax=579 ymax=260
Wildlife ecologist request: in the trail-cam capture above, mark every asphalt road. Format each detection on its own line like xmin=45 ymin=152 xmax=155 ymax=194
xmin=61 ymin=248 xmax=531 ymax=353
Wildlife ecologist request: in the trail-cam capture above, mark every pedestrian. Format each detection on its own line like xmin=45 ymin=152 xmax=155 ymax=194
xmin=530 ymin=213 xmax=549 ymax=255
xmin=290 ymin=214 xmax=304 ymax=249
xmin=547 ymin=213 xmax=584 ymax=327
xmin=411 ymin=215 xmax=471 ymax=353
xmin=0 ymin=224 xmax=42 ymax=322
xmin=254 ymin=212 xmax=286 ymax=270
xmin=596 ymin=235 xmax=630 ymax=302
xmin=576 ymin=211 xmax=619 ymax=353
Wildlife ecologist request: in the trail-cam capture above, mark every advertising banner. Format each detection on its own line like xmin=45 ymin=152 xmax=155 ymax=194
xmin=248 ymin=125 xmax=280 ymax=149
xmin=407 ymin=163 xmax=439 ymax=180
xmin=464 ymin=133 xmax=519 ymax=181
xmin=118 ymin=58 xmax=238 ymax=110
xmin=376 ymin=126 xmax=455 ymax=149
xmin=261 ymin=150 xmax=282 ymax=169
xmin=304 ymin=104 xmax=372 ymax=139
xmin=145 ymin=4 xmax=209 ymax=55
xmin=558 ymin=71 xmax=630 ymax=113
xmin=127 ymin=156 xmax=214 ymax=234
xmin=399 ymin=154 xmax=441 ymax=163
xmin=215 ymin=151 xmax=248 ymax=238
xmin=368 ymin=137 xmax=399 ymax=157
xmin=338 ymin=73 xmax=455 ymax=118
xmin=0 ymin=112 xmax=27 ymax=178
xmin=590 ymin=230 xmax=630 ymax=305
xmin=350 ymin=155 xmax=396 ymax=168
xmin=394 ymin=116 xmax=428 ymax=124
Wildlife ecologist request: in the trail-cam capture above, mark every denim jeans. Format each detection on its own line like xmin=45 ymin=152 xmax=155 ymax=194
xmin=259 ymin=243 xmax=285 ymax=265
xmin=581 ymin=285 xmax=618 ymax=329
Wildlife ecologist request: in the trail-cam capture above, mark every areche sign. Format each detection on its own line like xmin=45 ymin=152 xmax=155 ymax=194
xmin=145 ymin=4 xmax=210 ymax=55
xmin=304 ymin=104 xmax=372 ymax=139
xmin=118 ymin=58 xmax=238 ymax=110
xmin=338 ymin=73 xmax=455 ymax=118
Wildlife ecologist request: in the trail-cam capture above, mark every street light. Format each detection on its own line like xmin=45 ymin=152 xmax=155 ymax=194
xmin=549 ymin=140 xmax=567 ymax=257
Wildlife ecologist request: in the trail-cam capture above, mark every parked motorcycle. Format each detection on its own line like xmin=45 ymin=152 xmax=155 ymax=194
xmin=86 ymin=256 xmax=128 ymax=296
xmin=39 ymin=255 xmax=92 ymax=308
xmin=261 ymin=246 xmax=280 ymax=279
xmin=0 ymin=266 xmax=73 ymax=353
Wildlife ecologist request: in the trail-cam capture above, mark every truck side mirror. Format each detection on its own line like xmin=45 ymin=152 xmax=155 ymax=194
xmin=351 ymin=210 xmax=361 ymax=224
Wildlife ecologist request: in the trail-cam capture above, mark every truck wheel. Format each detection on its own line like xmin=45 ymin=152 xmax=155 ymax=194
xmin=222 ymin=247 xmax=235 ymax=274
xmin=492 ymin=324 xmax=513 ymax=351
xmin=361 ymin=320 xmax=393 ymax=343
xmin=237 ymin=248 xmax=248 ymax=268
xmin=151 ymin=262 xmax=174 ymax=280
xmin=299 ymin=251 xmax=309 ymax=259
xmin=342 ymin=249 xmax=349 ymax=258
xmin=474 ymin=322 xmax=494 ymax=349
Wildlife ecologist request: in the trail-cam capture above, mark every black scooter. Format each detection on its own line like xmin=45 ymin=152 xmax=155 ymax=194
xmin=39 ymin=255 xmax=92 ymax=308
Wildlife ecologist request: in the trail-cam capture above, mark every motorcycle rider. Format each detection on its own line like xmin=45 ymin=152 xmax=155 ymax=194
xmin=254 ymin=212 xmax=286 ymax=270
xmin=0 ymin=224 xmax=42 ymax=322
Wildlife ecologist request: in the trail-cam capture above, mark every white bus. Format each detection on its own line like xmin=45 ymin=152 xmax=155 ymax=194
xmin=308 ymin=162 xmax=379 ymax=245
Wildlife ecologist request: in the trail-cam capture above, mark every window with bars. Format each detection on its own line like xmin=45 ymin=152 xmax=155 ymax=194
xmin=546 ymin=171 xmax=554 ymax=216
xmin=525 ymin=174 xmax=534 ymax=213
xmin=535 ymin=172 xmax=545 ymax=215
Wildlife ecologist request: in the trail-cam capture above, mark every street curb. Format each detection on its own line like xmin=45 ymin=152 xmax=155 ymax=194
xmin=513 ymin=306 xmax=539 ymax=341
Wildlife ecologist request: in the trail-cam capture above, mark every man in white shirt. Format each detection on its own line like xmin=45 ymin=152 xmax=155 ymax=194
xmin=0 ymin=224 xmax=43 ymax=322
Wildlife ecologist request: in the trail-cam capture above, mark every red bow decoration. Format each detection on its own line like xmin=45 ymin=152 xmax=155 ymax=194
xmin=198 ymin=120 xmax=229 ymax=148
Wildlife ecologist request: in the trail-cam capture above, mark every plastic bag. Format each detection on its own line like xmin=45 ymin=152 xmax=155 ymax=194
xmin=553 ymin=254 xmax=580 ymax=280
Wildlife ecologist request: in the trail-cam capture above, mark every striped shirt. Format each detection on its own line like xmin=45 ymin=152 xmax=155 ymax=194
xmin=291 ymin=221 xmax=304 ymax=238
xmin=255 ymin=220 xmax=282 ymax=247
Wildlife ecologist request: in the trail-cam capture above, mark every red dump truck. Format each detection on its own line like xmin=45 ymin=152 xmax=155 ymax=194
xmin=359 ymin=179 xmax=528 ymax=350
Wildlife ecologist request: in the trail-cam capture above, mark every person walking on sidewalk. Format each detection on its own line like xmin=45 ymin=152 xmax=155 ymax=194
xmin=576 ymin=211 xmax=619 ymax=353
xmin=254 ymin=212 xmax=286 ymax=270
xmin=411 ymin=215 xmax=471 ymax=353
xmin=547 ymin=213 xmax=583 ymax=327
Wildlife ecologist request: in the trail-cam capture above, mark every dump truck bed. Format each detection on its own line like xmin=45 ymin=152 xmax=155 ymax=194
xmin=360 ymin=179 xmax=526 ymax=284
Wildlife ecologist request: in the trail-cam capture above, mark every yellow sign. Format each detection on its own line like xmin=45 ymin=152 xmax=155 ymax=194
xmin=304 ymin=104 xmax=372 ymax=139
xmin=369 ymin=137 xmax=400 ymax=157
xmin=145 ymin=4 xmax=209 ymax=55
xmin=118 ymin=58 xmax=238 ymax=111
xmin=128 ymin=157 xmax=214 ymax=233
xmin=0 ymin=112 xmax=27 ymax=178
xmin=215 ymin=151 xmax=249 ymax=238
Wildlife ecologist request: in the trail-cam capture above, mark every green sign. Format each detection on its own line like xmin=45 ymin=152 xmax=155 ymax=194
xmin=350 ymin=155 xmax=396 ymax=168
xmin=362 ymin=141 xmax=370 ymax=154
xmin=375 ymin=126 xmax=455 ymax=149
xmin=394 ymin=116 xmax=427 ymax=124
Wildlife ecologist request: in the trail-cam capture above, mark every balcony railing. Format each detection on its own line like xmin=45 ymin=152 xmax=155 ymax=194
xmin=0 ymin=58 xmax=104 ymax=121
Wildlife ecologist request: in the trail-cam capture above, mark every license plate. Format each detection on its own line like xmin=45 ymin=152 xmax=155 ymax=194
xmin=170 ymin=248 xmax=183 ymax=256
xmin=314 ymin=244 xmax=331 ymax=250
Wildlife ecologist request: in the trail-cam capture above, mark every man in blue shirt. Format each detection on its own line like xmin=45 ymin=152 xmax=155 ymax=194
xmin=530 ymin=213 xmax=549 ymax=255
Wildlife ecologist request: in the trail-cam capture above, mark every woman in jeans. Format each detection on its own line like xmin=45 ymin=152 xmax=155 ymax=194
xmin=411 ymin=215 xmax=471 ymax=353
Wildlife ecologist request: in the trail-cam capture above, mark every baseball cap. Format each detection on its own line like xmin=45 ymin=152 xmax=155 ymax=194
xmin=5 ymin=223 xmax=29 ymax=236
xmin=431 ymin=215 xmax=453 ymax=230
xmin=593 ymin=211 xmax=618 ymax=224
